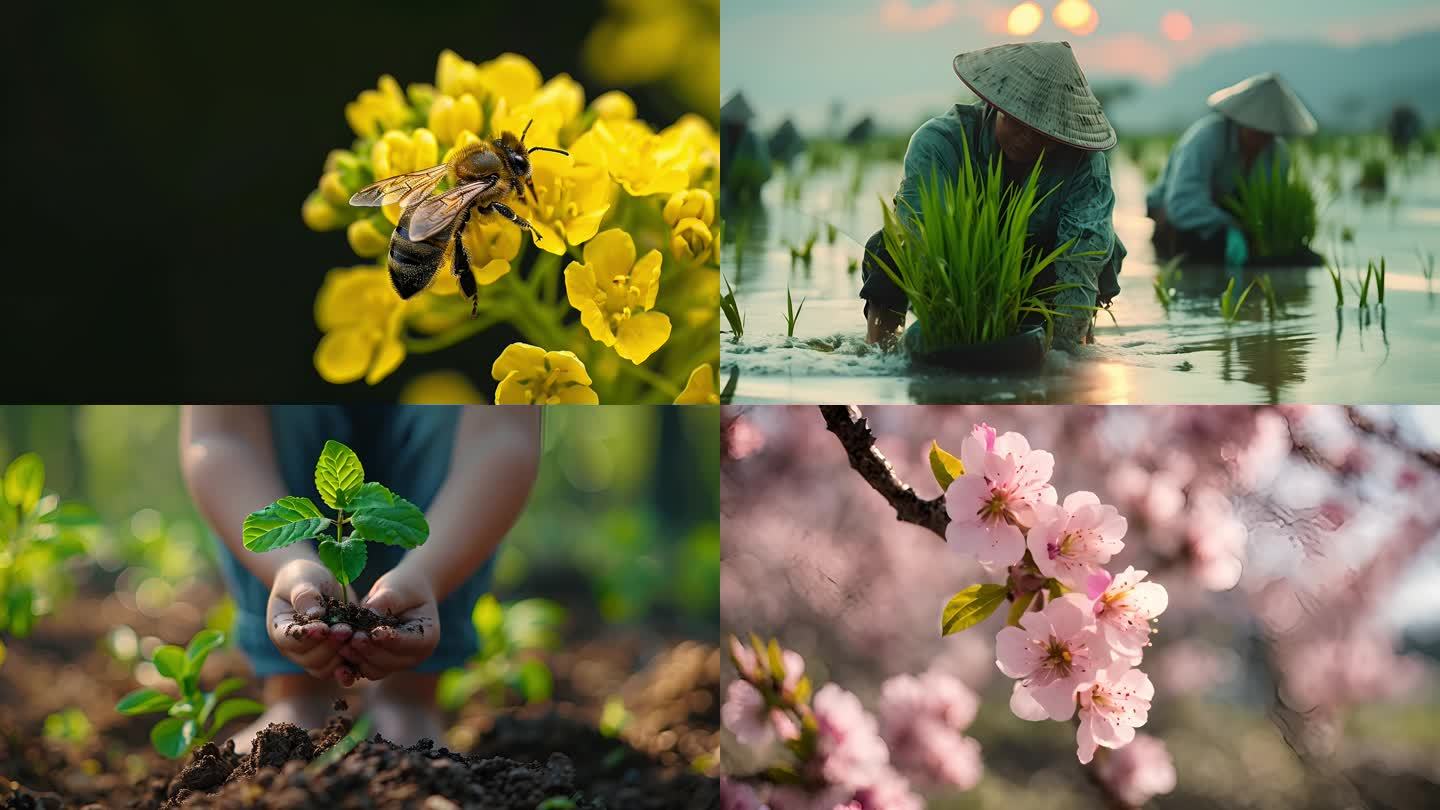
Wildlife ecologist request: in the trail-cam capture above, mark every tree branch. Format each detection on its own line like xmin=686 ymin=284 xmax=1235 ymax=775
xmin=1344 ymin=406 xmax=1440 ymax=472
xmin=818 ymin=406 xmax=949 ymax=539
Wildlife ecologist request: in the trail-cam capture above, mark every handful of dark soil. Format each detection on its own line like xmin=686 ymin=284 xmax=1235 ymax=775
xmin=287 ymin=594 xmax=410 ymax=636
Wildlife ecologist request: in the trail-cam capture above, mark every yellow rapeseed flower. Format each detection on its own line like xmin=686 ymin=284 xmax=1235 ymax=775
xmin=564 ymin=229 xmax=672 ymax=364
xmin=515 ymin=151 xmax=612 ymax=255
xmin=669 ymin=217 xmax=713 ymax=264
xmin=663 ymin=188 xmax=715 ymax=227
xmin=491 ymin=343 xmax=599 ymax=404
xmin=432 ymin=215 xmax=523 ymax=295
xmin=372 ymin=128 xmax=441 ymax=224
xmin=302 ymin=191 xmax=343 ymax=231
xmin=474 ymin=53 xmax=543 ymax=105
xmin=345 ymin=75 xmax=412 ymax=138
xmin=400 ymin=370 xmax=485 ymax=404
xmin=568 ymin=120 xmax=690 ymax=197
xmin=427 ymin=93 xmax=482 ymax=146
xmin=675 ymin=364 xmax=721 ymax=405
xmin=659 ymin=114 xmax=721 ymax=187
xmin=346 ymin=215 xmax=392 ymax=259
xmin=590 ymin=90 xmax=637 ymax=122
xmin=313 ymin=267 xmax=407 ymax=385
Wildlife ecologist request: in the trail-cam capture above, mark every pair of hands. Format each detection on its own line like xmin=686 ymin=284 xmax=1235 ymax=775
xmin=267 ymin=558 xmax=439 ymax=686
xmin=1224 ymin=226 xmax=1249 ymax=268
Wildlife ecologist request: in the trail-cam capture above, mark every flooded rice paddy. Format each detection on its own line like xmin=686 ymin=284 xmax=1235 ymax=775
xmin=721 ymin=148 xmax=1440 ymax=403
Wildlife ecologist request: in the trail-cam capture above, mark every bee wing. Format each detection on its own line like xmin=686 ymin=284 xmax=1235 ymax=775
xmin=348 ymin=164 xmax=450 ymax=208
xmin=406 ymin=177 xmax=499 ymax=242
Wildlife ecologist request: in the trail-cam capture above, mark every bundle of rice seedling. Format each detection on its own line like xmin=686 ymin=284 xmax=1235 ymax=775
xmin=1223 ymin=160 xmax=1319 ymax=260
xmin=871 ymin=135 xmax=1076 ymax=351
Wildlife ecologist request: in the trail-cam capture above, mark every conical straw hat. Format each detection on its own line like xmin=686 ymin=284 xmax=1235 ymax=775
xmin=1207 ymin=73 xmax=1317 ymax=136
xmin=952 ymin=41 xmax=1115 ymax=151
xmin=721 ymin=92 xmax=755 ymax=124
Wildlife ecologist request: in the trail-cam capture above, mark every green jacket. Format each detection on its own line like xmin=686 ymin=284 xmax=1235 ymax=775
xmin=897 ymin=102 xmax=1124 ymax=348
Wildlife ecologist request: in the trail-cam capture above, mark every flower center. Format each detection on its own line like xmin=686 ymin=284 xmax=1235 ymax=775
xmin=1045 ymin=638 xmax=1074 ymax=675
xmin=1048 ymin=530 xmax=1080 ymax=561
xmin=593 ymin=273 xmax=643 ymax=331
xmin=978 ymin=487 xmax=1013 ymax=524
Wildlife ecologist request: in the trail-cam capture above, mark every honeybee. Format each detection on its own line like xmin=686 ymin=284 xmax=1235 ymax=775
xmin=349 ymin=121 xmax=568 ymax=315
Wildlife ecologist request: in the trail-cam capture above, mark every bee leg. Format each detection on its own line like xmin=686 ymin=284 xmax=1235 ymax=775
xmin=490 ymin=202 xmax=540 ymax=243
xmin=452 ymin=206 xmax=480 ymax=318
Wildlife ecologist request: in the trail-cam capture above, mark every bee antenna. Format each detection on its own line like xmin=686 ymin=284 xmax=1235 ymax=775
xmin=528 ymin=146 xmax=569 ymax=156
xmin=521 ymin=119 xmax=533 ymax=142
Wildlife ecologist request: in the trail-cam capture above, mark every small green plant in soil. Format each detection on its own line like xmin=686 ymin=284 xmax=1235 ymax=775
xmin=784 ymin=286 xmax=807 ymax=338
xmin=436 ymin=595 xmax=565 ymax=711
xmin=1219 ymin=277 xmax=1256 ymax=324
xmin=872 ymin=135 xmax=1075 ymax=350
xmin=115 ymin=630 xmax=264 ymax=758
xmin=788 ymin=232 xmax=817 ymax=266
xmin=1223 ymin=160 xmax=1318 ymax=259
xmin=1257 ymin=274 xmax=1281 ymax=320
xmin=720 ymin=275 xmax=745 ymax=343
xmin=43 ymin=708 xmax=94 ymax=748
xmin=242 ymin=440 xmax=428 ymax=626
xmin=1 ymin=452 xmax=97 ymax=663
xmin=1153 ymin=257 xmax=1182 ymax=310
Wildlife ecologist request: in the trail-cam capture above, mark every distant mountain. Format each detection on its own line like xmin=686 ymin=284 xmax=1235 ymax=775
xmin=1108 ymin=30 xmax=1440 ymax=134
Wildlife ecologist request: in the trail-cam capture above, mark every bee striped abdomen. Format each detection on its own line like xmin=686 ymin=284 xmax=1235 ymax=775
xmin=386 ymin=215 xmax=447 ymax=300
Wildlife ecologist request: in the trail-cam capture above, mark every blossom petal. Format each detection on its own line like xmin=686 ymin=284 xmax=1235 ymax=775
xmin=1125 ymin=581 xmax=1169 ymax=619
xmin=995 ymin=626 xmax=1045 ymax=679
xmin=491 ymin=343 xmax=546 ymax=382
xmin=1047 ymin=594 xmax=1096 ymax=639
xmin=1029 ymin=680 xmax=1080 ymax=721
xmin=1010 ymin=681 xmax=1050 ymax=721
xmin=581 ymin=228 xmax=636 ymax=276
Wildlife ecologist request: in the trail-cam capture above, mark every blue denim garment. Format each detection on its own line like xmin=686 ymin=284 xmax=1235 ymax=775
xmin=1146 ymin=113 xmax=1290 ymax=238
xmin=212 ymin=405 xmax=493 ymax=676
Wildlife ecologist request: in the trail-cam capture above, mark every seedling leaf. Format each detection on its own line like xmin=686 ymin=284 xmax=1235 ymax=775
xmin=210 ymin=698 xmax=265 ymax=734
xmin=152 ymin=645 xmax=187 ymax=680
xmin=318 ymin=536 xmax=368 ymax=586
xmin=151 ymin=716 xmax=196 ymax=759
xmin=350 ymin=495 xmax=428 ymax=549
xmin=315 ymin=440 xmax=365 ymax=510
xmin=243 ymin=497 xmax=331 ymax=552
xmin=4 ymin=453 xmax=44 ymax=514
xmin=185 ymin=630 xmax=225 ymax=673
xmin=116 ymin=688 xmax=175 ymax=715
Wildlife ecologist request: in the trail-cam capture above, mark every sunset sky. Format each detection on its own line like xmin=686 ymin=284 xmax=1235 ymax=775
xmin=721 ymin=0 xmax=1440 ymax=130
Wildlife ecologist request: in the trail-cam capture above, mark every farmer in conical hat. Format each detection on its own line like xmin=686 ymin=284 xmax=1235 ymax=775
xmin=1146 ymin=73 xmax=1317 ymax=267
xmin=862 ymin=41 xmax=1125 ymax=350
xmin=721 ymin=91 xmax=772 ymax=199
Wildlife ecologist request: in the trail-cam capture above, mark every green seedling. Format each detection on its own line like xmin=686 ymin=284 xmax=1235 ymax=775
xmin=720 ymin=275 xmax=745 ymax=344
xmin=873 ymin=133 xmax=1078 ymax=349
xmin=825 ymin=223 xmax=838 ymax=244
xmin=599 ymin=696 xmax=633 ymax=738
xmin=1374 ymin=258 xmax=1387 ymax=306
xmin=1219 ymin=277 xmax=1256 ymax=323
xmin=1418 ymin=248 xmax=1436 ymax=285
xmin=1 ymin=453 xmax=97 ymax=658
xmin=1152 ymin=258 xmax=1182 ymax=310
xmin=1223 ymin=160 xmax=1319 ymax=259
xmin=1257 ymin=274 xmax=1281 ymax=320
xmin=115 ymin=630 xmax=263 ymax=758
xmin=846 ymin=257 xmax=859 ymax=275
xmin=1356 ymin=157 xmax=1387 ymax=192
xmin=43 ymin=708 xmax=94 ymax=748
xmin=436 ymin=595 xmax=565 ymax=711
xmin=242 ymin=441 xmax=428 ymax=599
xmin=788 ymin=232 xmax=817 ymax=265
xmin=1326 ymin=255 xmax=1345 ymax=306
xmin=1357 ymin=262 xmax=1374 ymax=308
xmin=784 ymin=286 xmax=807 ymax=338
xmin=719 ymin=366 xmax=739 ymax=405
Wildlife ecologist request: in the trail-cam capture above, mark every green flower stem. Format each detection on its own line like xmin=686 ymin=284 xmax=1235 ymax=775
xmin=503 ymin=273 xmax=570 ymax=349
xmin=335 ymin=509 xmax=346 ymax=605
xmin=403 ymin=307 xmax=512 ymax=354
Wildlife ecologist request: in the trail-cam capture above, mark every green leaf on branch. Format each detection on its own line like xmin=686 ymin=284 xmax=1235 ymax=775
xmin=1047 ymin=579 xmax=1067 ymax=599
xmin=116 ymin=688 xmax=175 ymax=716
xmin=315 ymin=440 xmax=365 ymax=510
xmin=941 ymin=583 xmax=1008 ymax=636
xmin=345 ymin=481 xmax=395 ymax=511
xmin=242 ymin=497 xmax=332 ymax=552
xmin=1007 ymin=590 xmax=1036 ymax=626
xmin=929 ymin=440 xmax=964 ymax=491
xmin=4 ymin=453 xmax=45 ymax=514
xmin=151 ymin=716 xmax=196 ymax=759
xmin=351 ymin=494 xmax=428 ymax=549
xmin=318 ymin=536 xmax=368 ymax=586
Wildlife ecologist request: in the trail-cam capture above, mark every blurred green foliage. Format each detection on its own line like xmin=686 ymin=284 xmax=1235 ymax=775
xmin=436 ymin=594 xmax=566 ymax=711
xmin=1 ymin=452 xmax=98 ymax=647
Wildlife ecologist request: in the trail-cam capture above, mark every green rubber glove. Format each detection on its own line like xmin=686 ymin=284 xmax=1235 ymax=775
xmin=1224 ymin=227 xmax=1249 ymax=267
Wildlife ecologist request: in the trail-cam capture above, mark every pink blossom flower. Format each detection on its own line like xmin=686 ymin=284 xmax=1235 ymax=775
xmin=1095 ymin=733 xmax=1177 ymax=806
xmin=812 ymin=683 xmax=892 ymax=791
xmin=996 ymin=593 xmax=1110 ymax=720
xmin=946 ymin=426 xmax=1057 ymax=567
xmin=877 ymin=671 xmax=983 ymax=790
xmin=850 ymin=768 xmax=925 ymax=810
xmin=1027 ymin=491 xmax=1127 ymax=589
xmin=1075 ymin=667 xmax=1155 ymax=764
xmin=722 ymin=778 xmax=768 ymax=810
xmin=1089 ymin=567 xmax=1168 ymax=665
xmin=724 ymin=644 xmax=805 ymax=747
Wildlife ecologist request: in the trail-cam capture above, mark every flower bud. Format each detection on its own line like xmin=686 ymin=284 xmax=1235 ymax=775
xmin=670 ymin=217 xmax=714 ymax=264
xmin=589 ymin=90 xmax=636 ymax=122
xmin=347 ymin=216 xmax=391 ymax=258
xmin=663 ymin=188 xmax=715 ymax=227
xmin=319 ymin=171 xmax=351 ymax=207
xmin=428 ymin=93 xmax=481 ymax=145
xmin=302 ymin=192 xmax=343 ymax=231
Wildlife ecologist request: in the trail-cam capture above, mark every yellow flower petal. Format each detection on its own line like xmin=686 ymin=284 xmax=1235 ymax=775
xmin=491 ymin=342 xmax=548 ymax=382
xmin=632 ymin=249 xmax=664 ymax=310
xmin=400 ymin=370 xmax=484 ymax=404
xmin=590 ymin=90 xmax=637 ymax=121
xmin=315 ymin=328 xmax=377 ymax=384
xmin=565 ymin=262 xmax=617 ymax=346
xmin=675 ymin=364 xmax=720 ymax=405
xmin=614 ymin=311 xmax=672 ymax=364
xmin=473 ymin=259 xmax=510 ymax=285
xmin=551 ymin=385 xmax=600 ymax=404
xmin=494 ymin=371 xmax=532 ymax=404
xmin=582 ymin=229 xmax=637 ymax=277
xmin=546 ymin=351 xmax=593 ymax=386
xmin=366 ymin=337 xmax=406 ymax=385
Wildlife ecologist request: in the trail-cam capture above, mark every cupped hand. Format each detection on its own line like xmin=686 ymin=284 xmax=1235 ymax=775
xmin=335 ymin=565 xmax=440 ymax=686
xmin=267 ymin=558 xmax=356 ymax=679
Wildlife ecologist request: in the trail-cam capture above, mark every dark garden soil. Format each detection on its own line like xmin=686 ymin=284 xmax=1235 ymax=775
xmin=0 ymin=577 xmax=719 ymax=810
xmin=287 ymin=594 xmax=407 ymax=636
